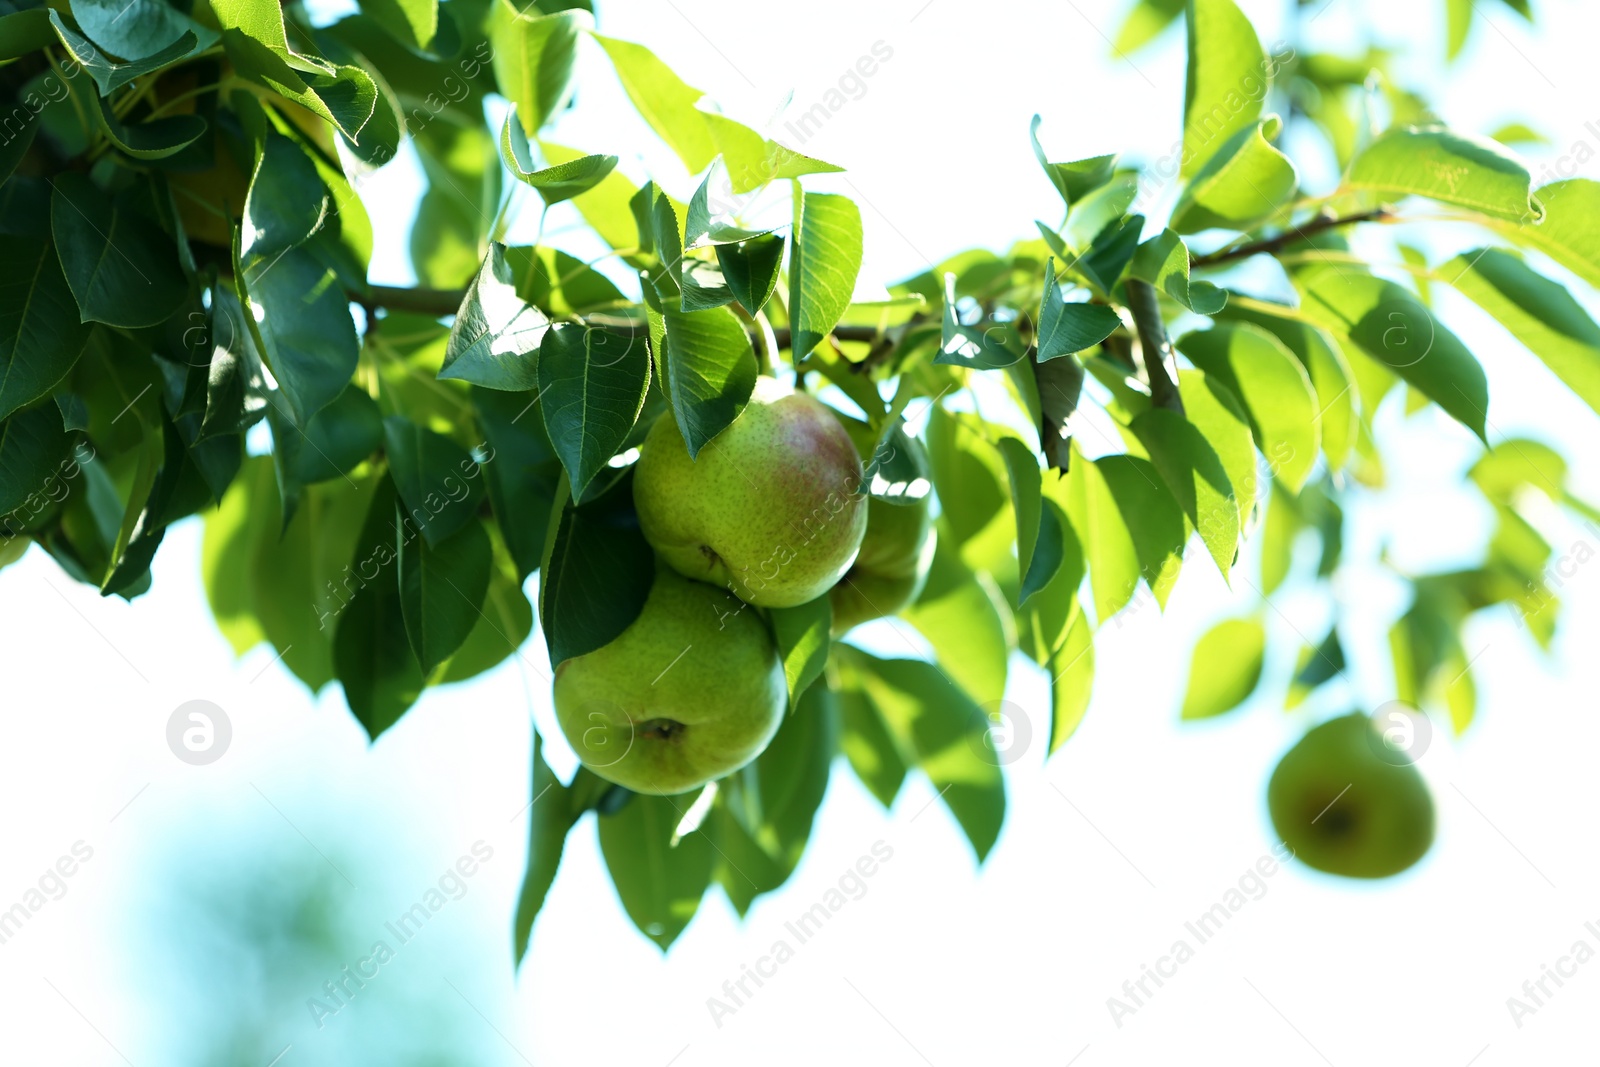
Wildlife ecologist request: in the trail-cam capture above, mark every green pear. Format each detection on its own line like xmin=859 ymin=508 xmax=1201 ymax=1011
xmin=829 ymin=493 xmax=936 ymax=635
xmin=1267 ymin=712 xmax=1435 ymax=879
xmin=552 ymin=567 xmax=785 ymax=796
xmin=634 ymin=377 xmax=867 ymax=608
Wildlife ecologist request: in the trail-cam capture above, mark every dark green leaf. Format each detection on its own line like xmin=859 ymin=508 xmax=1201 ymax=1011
xmin=0 ymin=402 xmax=71 ymax=516
xmin=716 ymin=234 xmax=785 ymax=316
xmin=1130 ymin=406 xmax=1239 ymax=579
xmin=538 ymin=322 xmax=651 ymax=500
xmin=659 ymin=305 xmax=757 ymax=459
xmin=334 ymin=475 xmax=425 ymax=738
xmin=474 ymin=386 xmax=560 ymax=579
xmin=51 ymin=175 xmax=186 ymax=329
xmin=538 ymin=469 xmax=654 ymax=666
xmin=399 ymin=515 xmax=492 ymax=674
xmin=999 ymin=437 xmax=1063 ymax=605
xmin=1037 ymin=257 xmax=1122 ymax=362
xmin=441 ymin=243 xmax=550 ymax=391
xmin=0 ymin=234 xmax=91 ymax=421
xmin=381 ymin=415 xmax=484 ymax=547
xmin=243 ymin=132 xmax=330 ymax=262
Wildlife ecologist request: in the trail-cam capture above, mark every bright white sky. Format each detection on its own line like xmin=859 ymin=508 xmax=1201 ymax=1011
xmin=5 ymin=0 xmax=1600 ymax=1064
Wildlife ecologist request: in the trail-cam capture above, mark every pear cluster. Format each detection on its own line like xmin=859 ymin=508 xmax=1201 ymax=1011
xmin=552 ymin=378 xmax=936 ymax=795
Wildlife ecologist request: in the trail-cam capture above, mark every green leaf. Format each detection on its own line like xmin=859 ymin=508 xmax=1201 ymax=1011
xmin=270 ymin=383 xmax=380 ymax=487
xmin=1054 ymin=446 xmax=1141 ymax=622
xmin=0 ymin=235 xmax=91 ymax=422
xmin=0 ymin=9 xmax=52 ymax=61
xmin=333 ymin=475 xmax=424 ymax=737
xmin=1293 ymin=263 xmax=1489 ymax=441
xmin=1177 ymin=369 xmax=1256 ymax=546
xmin=499 ymin=108 xmax=616 ymax=204
xmin=1037 ymin=258 xmax=1122 ymax=361
xmin=1180 ymin=616 xmax=1265 ymax=719
xmin=1444 ymin=248 xmax=1600 ymax=419
xmin=1131 ymin=230 xmax=1227 ymax=314
xmin=538 ymin=469 xmax=655 ymax=666
xmin=507 ymin=246 xmax=626 ymax=316
xmin=251 ymin=474 xmax=376 ymax=693
xmin=358 ymin=0 xmax=437 ymax=50
xmin=91 ymin=95 xmax=207 ymax=160
xmin=210 ymin=0 xmax=377 ymax=141
xmin=838 ymin=674 xmax=908 ymax=808
xmin=0 ymin=402 xmax=70 ymax=517
xmin=1489 ymin=178 xmax=1600 ymax=289
xmin=1182 ymin=0 xmax=1269 ymax=178
xmin=410 ymin=122 xmax=500 ymax=288
xmin=513 ymin=734 xmax=591 ymax=964
xmin=1130 ymin=406 xmax=1239 ymax=579
xmin=999 ymin=437 xmax=1063 ymax=606
xmin=935 ymin=272 xmax=1021 ymax=369
xmin=440 ymin=538 xmax=535 ymax=684
xmin=1470 ymin=437 xmax=1566 ymax=504
xmin=848 ymin=651 xmax=1006 ymax=861
xmin=716 ymin=234 xmax=785 ymax=316
xmin=440 ymin=244 xmax=549 ymax=391
xmin=1116 ymin=0 xmax=1184 ymax=53
xmin=242 ymin=133 xmax=329 ymax=263
xmin=1029 ymin=115 xmax=1118 ymax=209
xmin=537 ymin=322 xmax=651 ymax=500
xmin=714 ymin=683 xmax=837 ymax=913
xmin=1096 ymin=454 xmax=1185 ymax=609
xmin=1171 ymin=117 xmax=1297 ymax=234
xmin=901 ymin=535 xmax=1010 ymax=707
xmin=790 ymin=192 xmax=863 ymax=360
xmin=237 ymin=247 xmax=359 ymax=426
xmin=659 ymin=305 xmax=758 ymax=459
xmin=1217 ymin=302 xmax=1355 ymax=471
xmin=474 ymin=386 xmax=561 ymax=580
xmin=51 ymin=175 xmax=186 ymax=329
xmin=593 ymin=33 xmax=716 ymax=174
xmin=700 ymin=110 xmax=843 ymax=193
xmin=599 ymin=791 xmax=714 ymax=950
xmin=684 ymin=171 xmax=770 ymax=249
xmin=399 ymin=515 xmax=492 ymax=674
xmin=1348 ymin=126 xmax=1543 ymax=222
xmin=539 ymin=139 xmax=645 ymax=260
xmin=489 ymin=5 xmax=584 ymax=134
xmin=1046 ymin=599 xmax=1094 ymax=751
xmin=1287 ymin=626 xmax=1345 ymax=708
xmin=1177 ymin=323 xmax=1320 ymax=491
xmin=68 ymin=0 xmax=218 ymax=60
xmin=201 ymin=456 xmax=271 ymax=654
xmin=47 ymin=11 xmax=202 ymax=95
xmin=381 ymin=416 xmax=484 ymax=547
xmin=769 ymin=595 xmax=831 ymax=707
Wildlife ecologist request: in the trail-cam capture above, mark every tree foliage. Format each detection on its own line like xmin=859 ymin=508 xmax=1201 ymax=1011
xmin=0 ymin=0 xmax=1592 ymax=953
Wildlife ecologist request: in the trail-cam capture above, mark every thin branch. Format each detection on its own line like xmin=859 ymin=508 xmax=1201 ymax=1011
xmin=1190 ymin=206 xmax=1395 ymax=269
xmin=1123 ymin=278 xmax=1183 ymax=415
